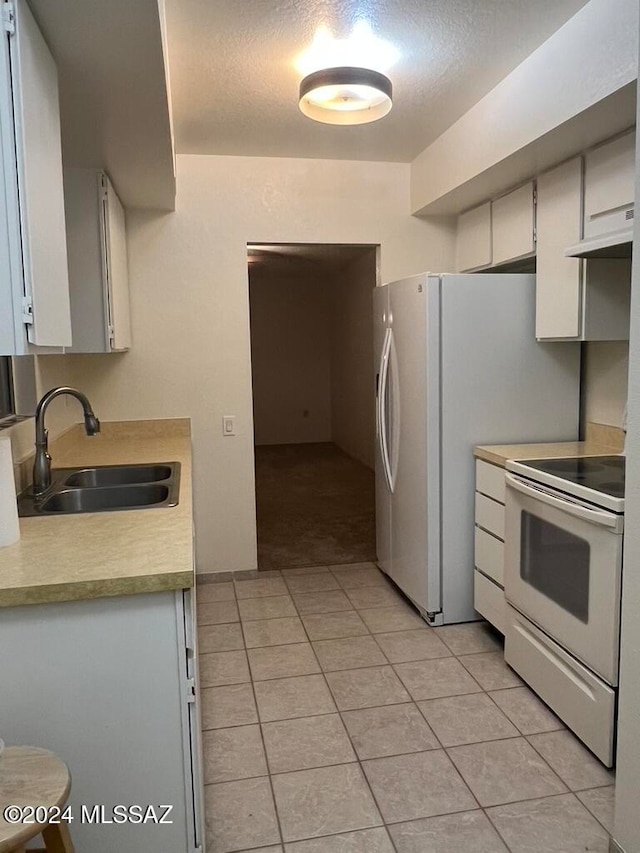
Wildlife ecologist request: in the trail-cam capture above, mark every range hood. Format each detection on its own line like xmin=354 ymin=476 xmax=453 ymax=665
xmin=565 ymin=227 xmax=633 ymax=259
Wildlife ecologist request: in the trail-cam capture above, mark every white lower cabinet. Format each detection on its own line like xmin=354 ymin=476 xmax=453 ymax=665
xmin=474 ymin=527 xmax=504 ymax=586
xmin=475 ymin=492 xmax=505 ymax=540
xmin=0 ymin=590 xmax=204 ymax=853
xmin=475 ymin=570 xmax=506 ymax=634
xmin=474 ymin=459 xmax=506 ymax=633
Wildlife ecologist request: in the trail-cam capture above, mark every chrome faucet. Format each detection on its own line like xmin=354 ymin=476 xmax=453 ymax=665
xmin=33 ymin=387 xmax=100 ymax=496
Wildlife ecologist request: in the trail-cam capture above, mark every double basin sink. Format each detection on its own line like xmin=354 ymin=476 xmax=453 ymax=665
xmin=18 ymin=462 xmax=180 ymax=517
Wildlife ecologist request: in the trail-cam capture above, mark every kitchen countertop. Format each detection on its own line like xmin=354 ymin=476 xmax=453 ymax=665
xmin=473 ymin=441 xmax=620 ymax=468
xmin=475 ymin=440 xmax=623 ymax=469
xmin=475 ymin=422 xmax=625 ymax=468
xmin=0 ymin=419 xmax=194 ymax=607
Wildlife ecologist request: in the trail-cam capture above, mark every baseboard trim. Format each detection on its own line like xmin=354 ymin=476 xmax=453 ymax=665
xmin=610 ymin=838 xmax=627 ymax=853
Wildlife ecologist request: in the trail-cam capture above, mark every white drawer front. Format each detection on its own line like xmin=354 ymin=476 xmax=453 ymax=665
xmin=474 ymin=571 xmax=506 ymax=634
xmin=505 ymin=605 xmax=615 ymax=767
xmin=475 ymin=492 xmax=505 ymax=540
xmin=475 ymin=526 xmax=504 ymax=586
xmin=475 ymin=460 xmax=506 ymax=503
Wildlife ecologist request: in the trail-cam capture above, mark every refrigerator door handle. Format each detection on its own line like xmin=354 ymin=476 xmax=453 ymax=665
xmin=375 ymin=329 xmax=388 ymax=439
xmin=387 ymin=329 xmax=399 ymax=491
xmin=379 ymin=327 xmax=394 ymax=493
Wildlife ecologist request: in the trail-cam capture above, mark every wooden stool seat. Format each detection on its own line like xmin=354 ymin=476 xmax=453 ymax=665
xmin=0 ymin=746 xmax=74 ymax=853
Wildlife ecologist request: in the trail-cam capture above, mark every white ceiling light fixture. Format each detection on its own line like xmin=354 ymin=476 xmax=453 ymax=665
xmin=299 ymin=66 xmax=392 ymax=125
xmin=296 ymin=22 xmax=398 ymax=126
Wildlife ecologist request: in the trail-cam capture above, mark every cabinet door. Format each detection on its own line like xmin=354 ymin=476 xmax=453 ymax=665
xmin=101 ymin=174 xmax=132 ymax=350
xmin=10 ymin=0 xmax=71 ymax=347
xmin=456 ymin=202 xmax=491 ymax=272
xmin=584 ymin=130 xmax=635 ymax=239
xmin=0 ymin=24 xmax=22 ymax=354
xmin=536 ymin=158 xmax=583 ymax=339
xmin=582 ymin=258 xmax=631 ymax=341
xmin=64 ymin=168 xmax=109 ymax=352
xmin=491 ymin=182 xmax=536 ymax=266
xmin=179 ymin=589 xmax=205 ymax=853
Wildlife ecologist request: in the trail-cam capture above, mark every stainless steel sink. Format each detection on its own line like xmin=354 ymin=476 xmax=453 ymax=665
xmin=17 ymin=462 xmax=180 ymax=517
xmin=40 ymin=484 xmax=171 ymax=513
xmin=64 ymin=464 xmax=174 ymax=488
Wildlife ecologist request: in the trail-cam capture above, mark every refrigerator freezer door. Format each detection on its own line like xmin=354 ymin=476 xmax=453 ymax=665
xmin=373 ymin=285 xmax=391 ymax=575
xmin=387 ymin=274 xmax=441 ymax=618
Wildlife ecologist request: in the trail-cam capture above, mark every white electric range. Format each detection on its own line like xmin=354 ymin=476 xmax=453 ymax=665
xmin=503 ymin=455 xmax=625 ymax=766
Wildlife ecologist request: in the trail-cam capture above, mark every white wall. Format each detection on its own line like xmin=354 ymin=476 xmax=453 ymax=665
xmin=62 ymin=155 xmax=455 ymax=572
xmin=612 ymin=64 xmax=640 ymax=853
xmin=330 ymin=249 xmax=377 ymax=469
xmin=249 ymin=267 xmax=332 ymax=445
xmin=410 ymin=0 xmax=638 ymax=215
xmin=583 ymin=341 xmax=630 ymax=429
xmin=34 ymin=354 xmax=95 ymax=439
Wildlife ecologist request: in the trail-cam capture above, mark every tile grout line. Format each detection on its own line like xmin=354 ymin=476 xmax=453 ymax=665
xmin=281 ymin=569 xmax=510 ymax=850
xmin=521 ymin=730 xmax=607 ymax=796
xmin=481 ymin=682 xmax=565 ymax=738
xmin=479 ymin=788 xmax=614 ymax=853
xmin=237 ymin=589 xmax=287 ymax=851
xmin=480 ymin=802 xmax=517 ymax=853
xmin=199 ymin=596 xmax=444 ymax=630
xmin=440 ymin=624 xmax=575 ymax=820
xmin=283 ymin=570 xmax=400 ymax=853
xmin=440 ymin=626 xmax=613 ymax=848
xmin=197 ymin=563 xmax=614 ymax=849
xmin=259 ymin=573 xmax=360 ymax=849
xmin=572 ymin=786 xmax=617 ymax=836
xmin=202 ymin=708 xmax=343 ymax=732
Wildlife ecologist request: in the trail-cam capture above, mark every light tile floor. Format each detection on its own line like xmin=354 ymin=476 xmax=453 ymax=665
xmin=197 ymin=562 xmax=615 ymax=853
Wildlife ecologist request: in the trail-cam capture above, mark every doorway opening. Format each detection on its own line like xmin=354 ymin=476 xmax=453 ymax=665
xmin=248 ymin=243 xmax=378 ymax=571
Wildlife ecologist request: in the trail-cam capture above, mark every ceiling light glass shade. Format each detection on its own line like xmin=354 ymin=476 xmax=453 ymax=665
xmin=299 ymin=67 xmax=392 ymax=125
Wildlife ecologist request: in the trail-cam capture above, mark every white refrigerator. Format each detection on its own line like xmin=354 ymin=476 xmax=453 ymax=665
xmin=374 ymin=273 xmax=580 ymax=625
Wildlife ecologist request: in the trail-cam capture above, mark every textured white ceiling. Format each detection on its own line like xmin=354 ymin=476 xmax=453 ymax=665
xmin=165 ymin=0 xmax=589 ymax=162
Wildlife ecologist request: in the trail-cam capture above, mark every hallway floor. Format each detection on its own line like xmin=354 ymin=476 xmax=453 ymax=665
xmin=197 ymin=563 xmax=615 ymax=853
xmin=254 ymin=444 xmax=376 ymax=570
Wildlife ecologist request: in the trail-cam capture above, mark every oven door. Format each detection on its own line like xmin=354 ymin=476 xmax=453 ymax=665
xmin=504 ymin=472 xmax=623 ymax=685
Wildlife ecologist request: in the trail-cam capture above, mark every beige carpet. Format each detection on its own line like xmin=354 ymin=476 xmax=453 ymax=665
xmin=255 ymin=442 xmax=376 ymax=570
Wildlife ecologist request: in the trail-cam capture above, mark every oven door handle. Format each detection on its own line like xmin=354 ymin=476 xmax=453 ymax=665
xmin=505 ymin=473 xmax=622 ymax=531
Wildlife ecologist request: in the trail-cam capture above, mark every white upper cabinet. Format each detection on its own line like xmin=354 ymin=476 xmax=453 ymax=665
xmin=536 ymin=157 xmax=630 ymax=341
xmin=64 ymin=169 xmax=131 ymax=353
xmin=584 ymin=130 xmax=635 ymax=240
xmin=456 ymin=186 xmax=536 ymax=273
xmin=103 ymin=175 xmax=132 ymax=350
xmin=491 ymin=182 xmax=536 ymax=267
xmin=456 ymin=202 xmax=492 ymax=272
xmin=536 ymin=158 xmax=583 ymax=339
xmin=0 ymin=0 xmax=71 ymax=354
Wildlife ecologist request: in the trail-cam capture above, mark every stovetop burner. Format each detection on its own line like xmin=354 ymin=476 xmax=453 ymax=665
xmin=518 ymin=455 xmax=625 ymax=498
